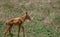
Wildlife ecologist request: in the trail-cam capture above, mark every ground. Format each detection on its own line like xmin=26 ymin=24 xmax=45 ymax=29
xmin=0 ymin=0 xmax=60 ymax=37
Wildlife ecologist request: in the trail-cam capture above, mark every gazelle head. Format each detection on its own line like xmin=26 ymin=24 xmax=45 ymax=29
xmin=23 ymin=12 xmax=31 ymax=21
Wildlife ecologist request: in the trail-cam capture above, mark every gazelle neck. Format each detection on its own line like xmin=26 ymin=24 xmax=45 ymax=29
xmin=20 ymin=14 xmax=26 ymax=22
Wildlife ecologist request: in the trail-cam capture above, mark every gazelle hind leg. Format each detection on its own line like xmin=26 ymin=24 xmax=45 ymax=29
xmin=3 ymin=25 xmax=12 ymax=37
xmin=9 ymin=25 xmax=13 ymax=37
xmin=3 ymin=29 xmax=8 ymax=37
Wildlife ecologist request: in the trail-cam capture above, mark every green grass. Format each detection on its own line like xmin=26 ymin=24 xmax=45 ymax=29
xmin=0 ymin=0 xmax=60 ymax=37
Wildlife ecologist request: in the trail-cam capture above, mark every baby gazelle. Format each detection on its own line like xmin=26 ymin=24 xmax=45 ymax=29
xmin=4 ymin=12 xmax=31 ymax=37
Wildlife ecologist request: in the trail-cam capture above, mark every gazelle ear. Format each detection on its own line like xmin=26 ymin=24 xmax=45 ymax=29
xmin=25 ymin=12 xmax=27 ymax=14
xmin=22 ymin=12 xmax=27 ymax=15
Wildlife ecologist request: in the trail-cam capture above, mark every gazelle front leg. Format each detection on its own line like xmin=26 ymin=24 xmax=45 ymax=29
xmin=22 ymin=26 xmax=25 ymax=37
xmin=18 ymin=25 xmax=21 ymax=37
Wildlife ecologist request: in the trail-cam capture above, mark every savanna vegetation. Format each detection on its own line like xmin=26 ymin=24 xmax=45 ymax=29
xmin=0 ymin=0 xmax=60 ymax=37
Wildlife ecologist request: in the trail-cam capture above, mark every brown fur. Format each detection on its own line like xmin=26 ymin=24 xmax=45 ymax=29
xmin=3 ymin=12 xmax=31 ymax=37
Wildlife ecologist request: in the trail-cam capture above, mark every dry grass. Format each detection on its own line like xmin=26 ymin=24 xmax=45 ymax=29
xmin=0 ymin=0 xmax=60 ymax=37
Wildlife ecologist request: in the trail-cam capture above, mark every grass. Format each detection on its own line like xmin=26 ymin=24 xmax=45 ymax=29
xmin=0 ymin=0 xmax=60 ymax=37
